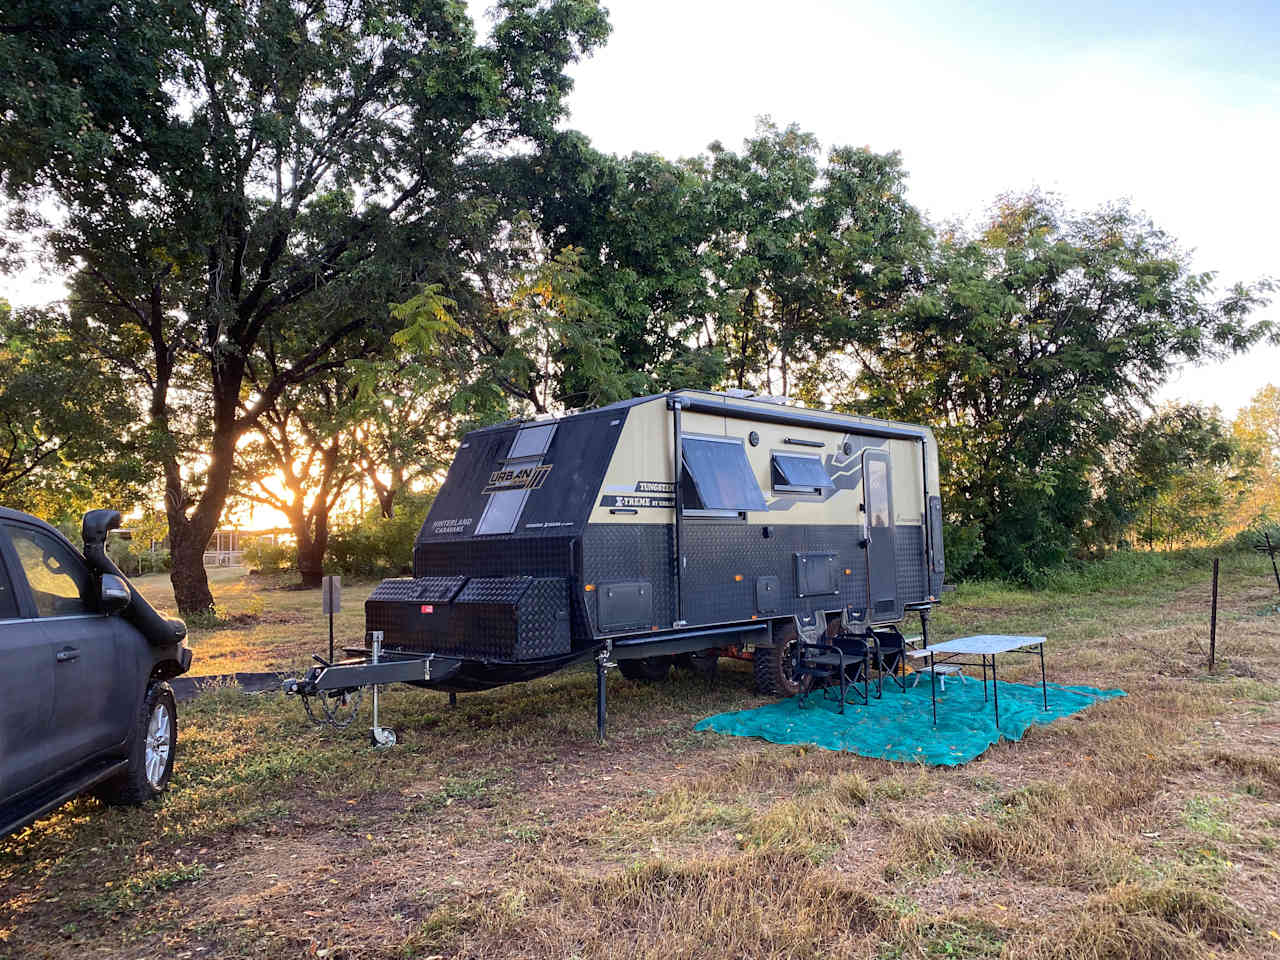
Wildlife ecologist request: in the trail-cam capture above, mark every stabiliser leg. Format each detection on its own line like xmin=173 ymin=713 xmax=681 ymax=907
xmin=596 ymin=652 xmax=610 ymax=743
xmin=449 ymin=691 xmax=457 ymax=708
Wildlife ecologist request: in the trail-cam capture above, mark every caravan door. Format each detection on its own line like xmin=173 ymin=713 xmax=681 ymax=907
xmin=862 ymin=449 xmax=902 ymax=623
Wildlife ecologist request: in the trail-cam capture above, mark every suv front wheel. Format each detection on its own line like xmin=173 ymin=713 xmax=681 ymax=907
xmin=95 ymin=682 xmax=177 ymax=806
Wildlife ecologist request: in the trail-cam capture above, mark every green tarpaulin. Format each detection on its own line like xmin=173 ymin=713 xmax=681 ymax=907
xmin=695 ymin=679 xmax=1125 ymax=766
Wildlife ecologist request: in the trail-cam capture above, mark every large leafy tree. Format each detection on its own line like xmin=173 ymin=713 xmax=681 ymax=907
xmin=1088 ymin=404 xmax=1253 ymax=552
xmin=1232 ymin=384 xmax=1280 ymax=526
xmin=696 ymin=120 xmax=927 ymax=397
xmin=523 ymin=121 xmax=928 ymax=401
xmin=0 ymin=0 xmax=609 ymax=613
xmin=0 ymin=299 xmax=146 ymax=515
xmin=395 ymin=209 xmax=646 ymax=420
xmin=845 ymin=193 xmax=1274 ymax=578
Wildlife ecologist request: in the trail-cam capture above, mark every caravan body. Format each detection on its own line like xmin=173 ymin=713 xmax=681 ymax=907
xmin=364 ymin=390 xmax=945 ymax=691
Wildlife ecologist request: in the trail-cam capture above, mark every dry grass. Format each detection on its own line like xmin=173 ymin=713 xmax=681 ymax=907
xmin=2 ymin=549 xmax=1279 ymax=959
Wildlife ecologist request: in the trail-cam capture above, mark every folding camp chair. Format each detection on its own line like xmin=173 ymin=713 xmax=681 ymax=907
xmin=794 ymin=633 xmax=871 ymax=712
xmin=868 ymin=624 xmax=910 ymax=694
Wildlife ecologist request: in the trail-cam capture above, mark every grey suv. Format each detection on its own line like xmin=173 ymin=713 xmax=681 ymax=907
xmin=0 ymin=507 xmax=192 ymax=836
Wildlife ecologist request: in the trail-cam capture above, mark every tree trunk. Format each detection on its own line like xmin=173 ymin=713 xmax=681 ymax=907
xmin=169 ymin=524 xmax=214 ymax=614
xmin=292 ymin=505 xmax=330 ymax=589
xmin=296 ymin=534 xmax=325 ymax=589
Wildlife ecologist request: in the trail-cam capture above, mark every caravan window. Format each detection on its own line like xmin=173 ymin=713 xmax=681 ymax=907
xmin=681 ymin=436 xmax=767 ymax=513
xmin=771 ymin=453 xmax=834 ymax=494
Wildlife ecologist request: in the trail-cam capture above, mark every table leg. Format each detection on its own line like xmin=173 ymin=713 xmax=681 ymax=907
xmin=991 ymin=655 xmax=1000 ymax=729
xmin=1040 ymin=642 xmax=1047 ymax=711
xmin=930 ymin=653 xmax=937 ymax=726
xmin=982 ymin=655 xmax=988 ymax=702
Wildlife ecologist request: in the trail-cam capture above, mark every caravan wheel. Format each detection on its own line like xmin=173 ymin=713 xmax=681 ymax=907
xmin=753 ymin=623 xmax=802 ymax=697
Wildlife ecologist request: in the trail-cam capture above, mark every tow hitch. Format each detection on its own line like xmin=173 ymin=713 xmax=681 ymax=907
xmin=283 ymin=633 xmax=462 ymax=738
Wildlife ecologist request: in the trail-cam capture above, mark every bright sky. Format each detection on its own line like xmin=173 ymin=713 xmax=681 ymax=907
xmin=558 ymin=0 xmax=1280 ymax=415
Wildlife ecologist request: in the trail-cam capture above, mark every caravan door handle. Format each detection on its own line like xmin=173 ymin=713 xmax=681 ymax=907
xmin=56 ymin=646 xmax=81 ymax=663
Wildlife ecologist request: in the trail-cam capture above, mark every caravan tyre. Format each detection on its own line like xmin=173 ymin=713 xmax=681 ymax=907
xmin=618 ymin=656 xmax=672 ymax=682
xmin=753 ymin=625 xmax=802 ymax=697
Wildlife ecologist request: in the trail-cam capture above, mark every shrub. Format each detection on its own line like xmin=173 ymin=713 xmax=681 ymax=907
xmin=942 ymin=522 xmax=984 ymax=580
xmin=1232 ymin=514 xmax=1280 ymax=553
xmin=325 ymin=492 xmax=434 ymax=578
xmin=242 ymin=537 xmax=297 ymax=573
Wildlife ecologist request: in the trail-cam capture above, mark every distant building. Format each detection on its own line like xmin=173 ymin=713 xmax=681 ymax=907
xmin=203 ymin=528 xmax=291 ymax=567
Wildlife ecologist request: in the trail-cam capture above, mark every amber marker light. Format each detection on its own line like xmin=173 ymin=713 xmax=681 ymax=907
xmin=844 ymin=568 xmax=852 ymax=575
xmin=733 ymin=574 xmax=744 ymax=582
xmin=584 ymin=584 xmax=595 ymax=591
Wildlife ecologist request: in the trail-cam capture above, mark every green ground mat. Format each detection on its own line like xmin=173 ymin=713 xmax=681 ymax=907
xmin=695 ymin=678 xmax=1126 ymax=766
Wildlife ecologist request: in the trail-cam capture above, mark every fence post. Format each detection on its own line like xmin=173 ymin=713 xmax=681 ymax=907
xmin=1208 ymin=558 xmax=1219 ymax=674
xmin=1265 ymin=532 xmax=1280 ymax=597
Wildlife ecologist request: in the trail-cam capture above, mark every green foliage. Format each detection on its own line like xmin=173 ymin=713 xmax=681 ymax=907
xmin=1232 ymin=384 xmax=1280 ymax=527
xmin=325 ymin=492 xmax=435 ymax=578
xmin=108 ymin=542 xmax=172 ymax=578
xmin=0 ymin=0 xmax=610 ymax=613
xmin=527 ymin=120 xmax=928 ymax=399
xmin=1091 ymin=404 xmax=1255 ymax=553
xmin=396 ymin=210 xmax=649 ymax=422
xmin=242 ymin=537 xmax=297 ymax=574
xmin=0 ymin=301 xmax=146 ymax=516
xmin=941 ymin=523 xmax=984 ymax=581
xmin=1233 ymin=515 xmax=1280 ymax=553
xmin=845 ymin=192 xmax=1274 ymax=580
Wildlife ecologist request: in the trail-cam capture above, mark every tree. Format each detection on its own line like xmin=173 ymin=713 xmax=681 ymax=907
xmin=0 ymin=299 xmax=145 ymax=516
xmin=350 ymin=361 xmax=457 ymax=518
xmin=1087 ymin=404 xmax=1252 ymax=552
xmin=696 ymin=120 xmax=928 ymax=397
xmin=236 ymin=375 xmax=360 ymax=588
xmin=396 ymin=214 xmax=645 ymax=420
xmin=845 ymin=193 xmax=1274 ymax=579
xmin=0 ymin=0 xmax=609 ymax=613
xmin=1232 ymin=384 xmax=1280 ymax=526
xmin=526 ymin=134 xmax=726 ymax=392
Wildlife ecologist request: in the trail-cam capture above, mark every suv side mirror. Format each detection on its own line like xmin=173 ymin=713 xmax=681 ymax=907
xmin=100 ymin=574 xmax=131 ymax=616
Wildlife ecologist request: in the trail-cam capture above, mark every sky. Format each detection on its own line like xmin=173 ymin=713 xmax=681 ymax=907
xmin=555 ymin=0 xmax=1280 ymax=415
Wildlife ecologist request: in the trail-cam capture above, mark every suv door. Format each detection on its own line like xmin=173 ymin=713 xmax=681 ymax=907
xmin=0 ymin=533 xmax=56 ymax=799
xmin=3 ymin=523 xmax=128 ymax=775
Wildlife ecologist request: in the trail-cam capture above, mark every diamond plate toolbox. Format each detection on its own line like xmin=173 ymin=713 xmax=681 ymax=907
xmin=365 ymin=575 xmax=570 ymax=661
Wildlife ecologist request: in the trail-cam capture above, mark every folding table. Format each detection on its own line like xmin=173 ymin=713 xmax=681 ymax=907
xmin=907 ymin=635 xmax=1048 ymax=728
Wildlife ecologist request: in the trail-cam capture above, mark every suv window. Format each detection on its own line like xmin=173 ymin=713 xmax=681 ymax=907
xmin=6 ymin=525 xmax=93 ymax=617
xmin=0 ymin=549 xmax=17 ymax=619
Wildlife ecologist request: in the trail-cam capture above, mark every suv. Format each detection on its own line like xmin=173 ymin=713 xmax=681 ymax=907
xmin=0 ymin=507 xmax=191 ymax=836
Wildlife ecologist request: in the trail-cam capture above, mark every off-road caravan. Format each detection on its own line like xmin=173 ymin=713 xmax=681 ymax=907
xmin=286 ymin=390 xmax=946 ymax=738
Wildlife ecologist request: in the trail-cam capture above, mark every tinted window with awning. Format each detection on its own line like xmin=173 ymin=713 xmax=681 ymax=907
xmin=771 ymin=453 xmax=834 ymax=493
xmin=681 ymin=436 xmax=767 ymax=512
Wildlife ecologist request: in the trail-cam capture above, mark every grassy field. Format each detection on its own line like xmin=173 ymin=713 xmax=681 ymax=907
xmin=2 ymin=551 xmax=1279 ymax=959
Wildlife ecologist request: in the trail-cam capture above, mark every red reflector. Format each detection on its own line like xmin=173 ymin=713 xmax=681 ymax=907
xmin=420 ymin=604 xmax=434 ymax=614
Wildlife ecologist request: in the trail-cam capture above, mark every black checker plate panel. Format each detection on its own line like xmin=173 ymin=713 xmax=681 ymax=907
xmin=411 ymin=535 xmax=590 ymax=652
xmin=895 ymin=525 xmax=927 ymax=604
xmin=582 ymin=521 xmax=929 ymax=636
xmin=368 ymin=576 xmax=466 ymax=604
xmin=456 ymin=576 xmax=531 ymax=605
